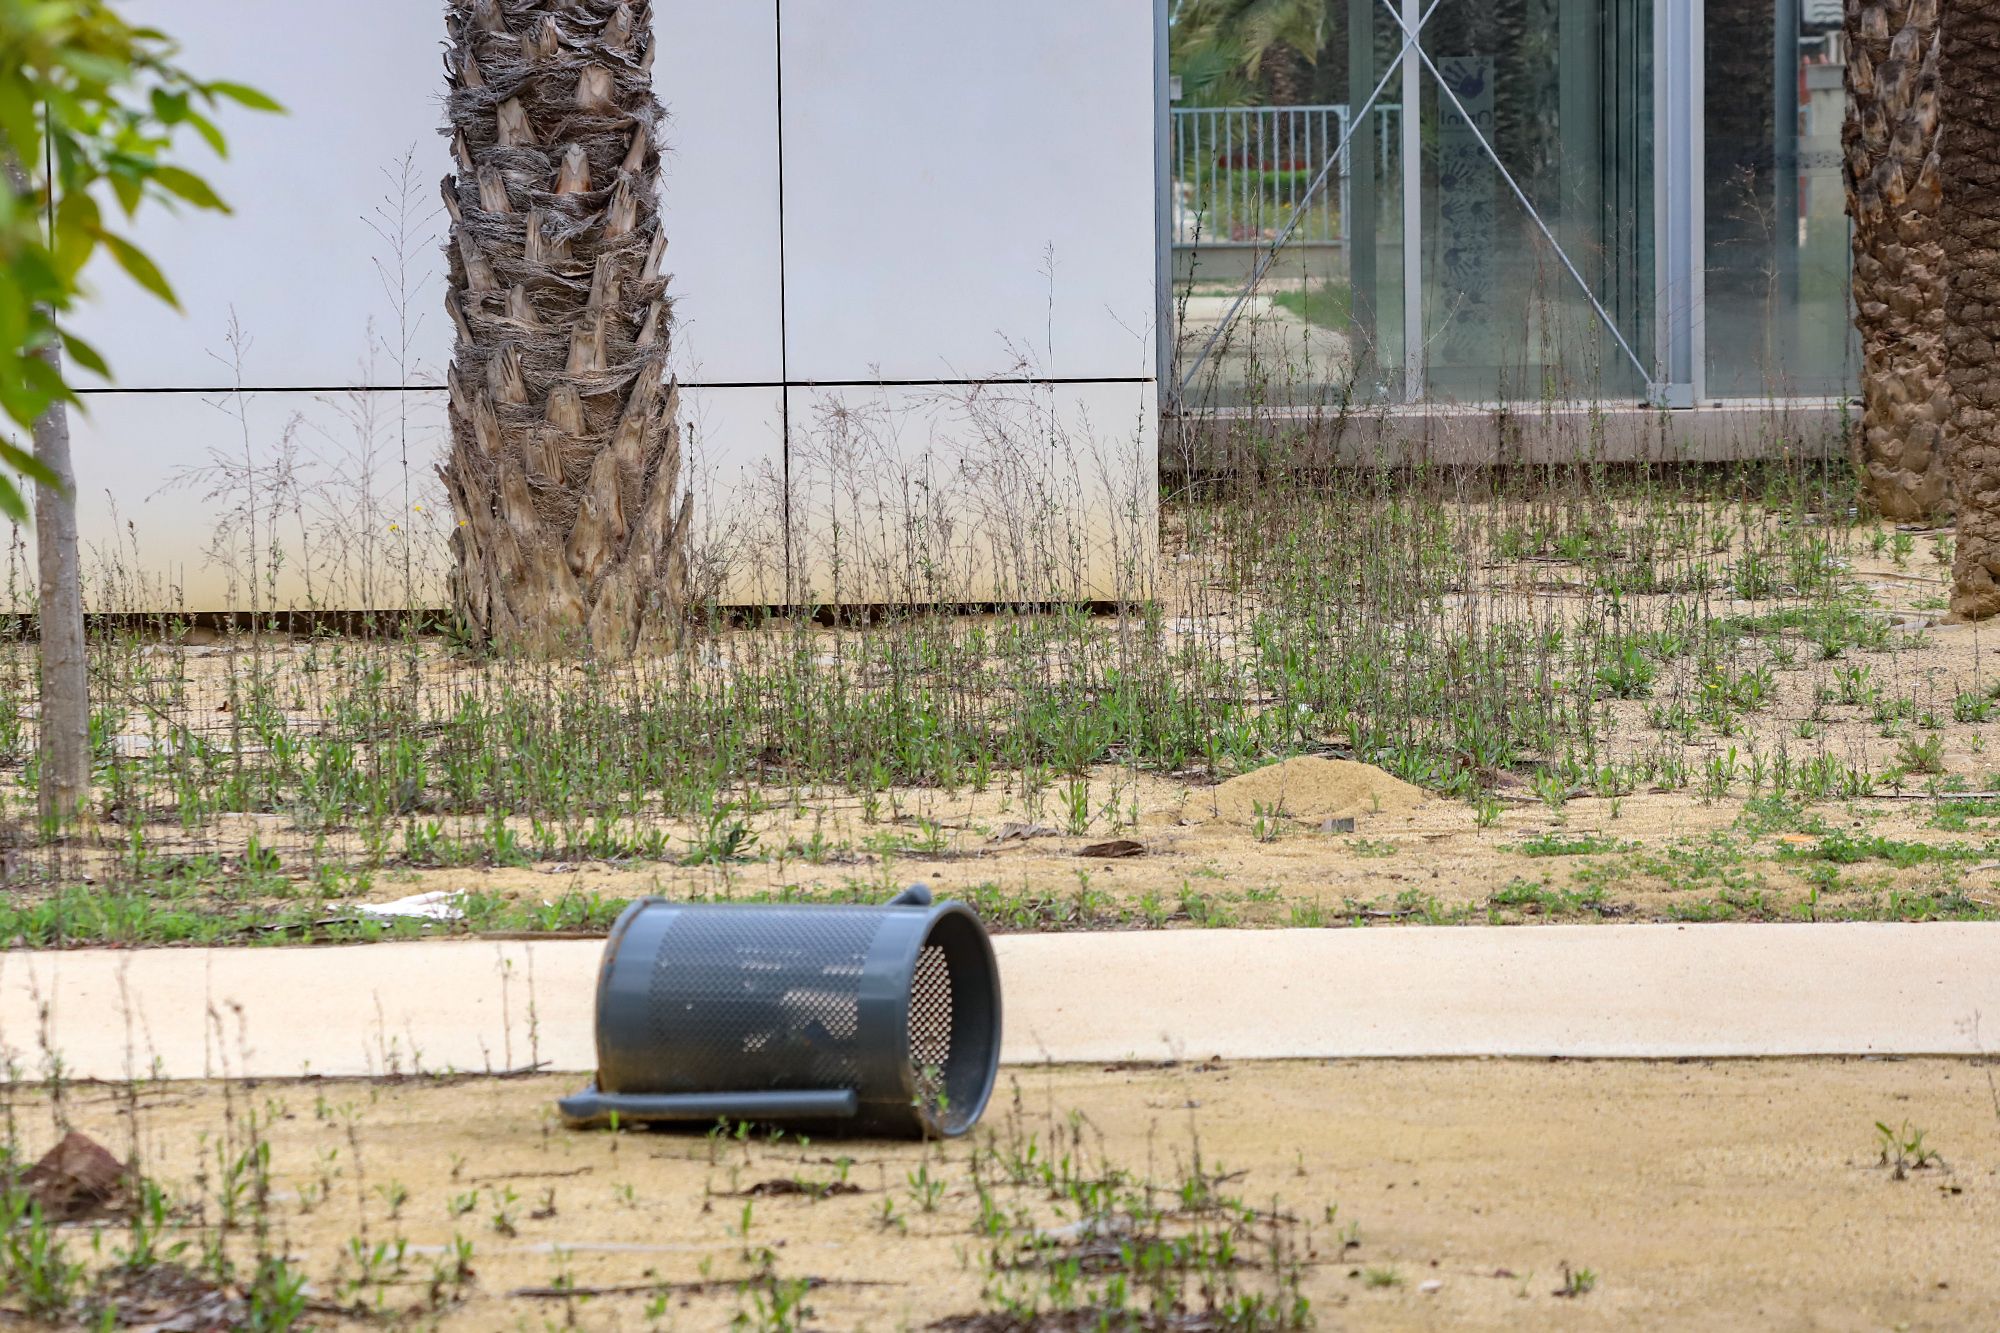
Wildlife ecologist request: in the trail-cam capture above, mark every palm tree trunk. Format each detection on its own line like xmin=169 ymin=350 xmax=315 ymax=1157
xmin=441 ymin=0 xmax=689 ymax=658
xmin=1942 ymin=0 xmax=2000 ymax=617
xmin=1846 ymin=0 xmax=1950 ymax=522
xmin=1257 ymin=45 xmax=1317 ymax=108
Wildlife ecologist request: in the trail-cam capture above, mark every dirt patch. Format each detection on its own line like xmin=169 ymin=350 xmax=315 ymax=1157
xmin=8 ymin=1058 xmax=1996 ymax=1329
xmin=1199 ymin=757 xmax=1431 ymax=826
xmin=20 ymin=1131 xmax=127 ymax=1221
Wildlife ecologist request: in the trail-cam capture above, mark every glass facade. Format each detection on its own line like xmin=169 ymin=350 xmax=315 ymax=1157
xmin=1413 ymin=0 xmax=1653 ymax=402
xmin=1168 ymin=0 xmax=1858 ymax=407
xmin=1703 ymin=0 xmax=1856 ymax=397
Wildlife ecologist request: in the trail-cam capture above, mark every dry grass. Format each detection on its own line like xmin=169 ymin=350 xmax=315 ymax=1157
xmin=4 ymin=452 xmax=2000 ymax=942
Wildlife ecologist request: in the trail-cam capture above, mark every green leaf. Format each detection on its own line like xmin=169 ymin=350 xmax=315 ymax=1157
xmin=0 ymin=76 xmax=42 ymax=170
xmin=185 ymin=109 xmax=227 ymax=157
xmin=59 ymin=329 xmax=111 ymax=380
xmin=0 ymin=440 xmax=62 ymax=495
xmin=0 ymin=474 xmax=29 ymax=527
xmin=0 ymin=356 xmax=68 ymax=437
xmin=0 ymin=361 xmax=50 ymax=432
xmin=150 ymin=165 xmax=227 ymax=212
xmin=206 ymin=81 xmax=285 ymax=114
xmin=52 ymin=191 xmax=103 ymax=281
xmin=99 ymin=232 xmax=180 ymax=308
xmin=108 ymin=172 xmax=142 ymax=216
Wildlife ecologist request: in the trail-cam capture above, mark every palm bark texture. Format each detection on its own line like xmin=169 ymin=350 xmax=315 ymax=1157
xmin=441 ymin=0 xmax=687 ymax=657
xmin=1846 ymin=0 xmax=1950 ymax=521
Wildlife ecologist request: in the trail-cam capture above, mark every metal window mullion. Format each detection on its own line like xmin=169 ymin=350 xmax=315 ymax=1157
xmin=1157 ymin=0 xmax=1173 ymax=404
xmin=1653 ymin=0 xmax=1703 ymax=406
xmin=1774 ymin=0 xmax=1800 ymax=383
xmin=1400 ymin=0 xmax=1424 ymax=402
xmin=1339 ymin=107 xmax=1352 ymax=246
xmin=1172 ymin=110 xmax=1184 ymax=245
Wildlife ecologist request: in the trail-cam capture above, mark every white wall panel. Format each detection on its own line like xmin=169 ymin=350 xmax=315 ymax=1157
xmin=67 ymin=0 xmax=452 ymax=390
xmin=786 ymin=381 xmax=1157 ymax=603
xmin=25 ymin=385 xmax=789 ymax=615
xmin=49 ymin=0 xmax=1160 ymax=611
xmin=29 ymin=390 xmax=451 ymax=614
xmin=677 ymin=386 xmax=790 ymax=606
xmin=655 ymin=0 xmax=787 ymax=384
xmin=70 ymin=0 xmax=790 ymax=392
xmin=776 ymin=0 xmax=1159 ymax=384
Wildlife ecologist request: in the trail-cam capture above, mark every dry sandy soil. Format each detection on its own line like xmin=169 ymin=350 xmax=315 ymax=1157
xmin=358 ymin=751 xmax=2000 ymax=932
xmin=17 ymin=1057 xmax=1998 ymax=1330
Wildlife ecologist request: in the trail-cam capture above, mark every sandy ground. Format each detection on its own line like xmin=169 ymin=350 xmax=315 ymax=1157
xmin=1174 ymin=293 xmax=1353 ymax=395
xmin=16 ymin=1058 xmax=1998 ymax=1330
xmin=349 ymin=763 xmax=2000 ymax=933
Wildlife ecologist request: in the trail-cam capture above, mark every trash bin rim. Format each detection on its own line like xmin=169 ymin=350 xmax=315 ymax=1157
xmin=893 ymin=898 xmax=1004 ymax=1137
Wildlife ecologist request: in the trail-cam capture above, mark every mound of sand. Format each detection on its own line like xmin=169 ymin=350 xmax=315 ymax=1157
xmin=1204 ymin=757 xmax=1429 ymax=825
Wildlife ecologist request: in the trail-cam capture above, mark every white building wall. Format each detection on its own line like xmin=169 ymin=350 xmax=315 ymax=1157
xmin=39 ymin=0 xmax=1159 ymax=614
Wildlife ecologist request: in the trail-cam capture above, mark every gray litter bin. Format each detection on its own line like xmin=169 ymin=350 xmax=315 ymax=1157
xmin=559 ymin=887 xmax=1001 ymax=1138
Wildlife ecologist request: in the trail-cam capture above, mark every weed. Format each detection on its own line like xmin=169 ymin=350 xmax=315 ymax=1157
xmin=906 ymin=1162 xmax=945 ymax=1213
xmin=1875 ymin=1120 xmax=1943 ymax=1179
xmin=1515 ymin=831 xmax=1635 ymax=858
xmin=0 ymin=1192 xmax=83 ymax=1319
xmin=1895 ymin=733 xmax=1946 ymax=777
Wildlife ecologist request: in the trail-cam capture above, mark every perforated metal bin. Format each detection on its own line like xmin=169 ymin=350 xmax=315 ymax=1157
xmin=559 ymin=887 xmax=1002 ymax=1138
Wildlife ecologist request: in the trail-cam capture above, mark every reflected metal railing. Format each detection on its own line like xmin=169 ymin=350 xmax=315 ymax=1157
xmin=1169 ymin=104 xmax=1399 ymax=250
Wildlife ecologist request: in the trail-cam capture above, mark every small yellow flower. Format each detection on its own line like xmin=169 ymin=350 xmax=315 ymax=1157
xmin=390 ymin=522 xmax=401 ymax=532
xmin=413 ymin=503 xmax=424 ymax=513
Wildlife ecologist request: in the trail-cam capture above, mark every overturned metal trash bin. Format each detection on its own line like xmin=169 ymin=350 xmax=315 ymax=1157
xmin=560 ymin=887 xmax=1001 ymax=1138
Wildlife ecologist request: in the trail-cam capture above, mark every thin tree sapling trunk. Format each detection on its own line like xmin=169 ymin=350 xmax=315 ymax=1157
xmin=31 ymin=339 xmax=89 ymax=827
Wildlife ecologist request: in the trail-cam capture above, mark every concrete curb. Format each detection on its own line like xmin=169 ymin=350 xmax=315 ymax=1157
xmin=3 ymin=923 xmax=1997 ymax=1080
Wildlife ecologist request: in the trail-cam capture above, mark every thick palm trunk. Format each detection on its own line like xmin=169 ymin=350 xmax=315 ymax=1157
xmin=1257 ymin=45 xmax=1317 ymax=107
xmin=1942 ymin=0 xmax=2000 ymax=617
xmin=1846 ymin=0 xmax=1950 ymax=521
xmin=441 ymin=0 xmax=688 ymax=658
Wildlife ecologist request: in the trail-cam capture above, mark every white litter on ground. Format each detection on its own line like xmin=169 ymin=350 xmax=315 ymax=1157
xmin=353 ymin=891 xmax=466 ymax=922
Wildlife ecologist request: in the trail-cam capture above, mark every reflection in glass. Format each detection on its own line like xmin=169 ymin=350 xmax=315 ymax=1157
xmin=1705 ymin=0 xmax=1857 ymax=397
xmin=1412 ymin=0 xmax=1653 ymax=402
xmin=1168 ymin=0 xmax=1858 ymax=409
xmin=1168 ymin=1 xmax=1404 ymax=408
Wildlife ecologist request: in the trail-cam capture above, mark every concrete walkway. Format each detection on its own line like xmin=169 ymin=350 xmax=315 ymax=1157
xmin=2 ymin=923 xmax=1996 ymax=1080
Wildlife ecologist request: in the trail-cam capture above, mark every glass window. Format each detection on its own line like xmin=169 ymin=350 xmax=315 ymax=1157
xmin=1168 ymin=1 xmax=1404 ymax=408
xmin=1415 ymin=0 xmax=1654 ymax=402
xmin=1168 ymin=0 xmax=1857 ymax=409
xmin=1704 ymin=0 xmax=1857 ymax=397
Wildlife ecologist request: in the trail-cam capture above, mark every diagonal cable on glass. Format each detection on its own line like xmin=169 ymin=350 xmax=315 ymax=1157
xmin=1175 ymin=0 xmax=1446 ymax=400
xmin=1376 ymin=0 xmax=1655 ymax=398
xmin=1176 ymin=0 xmax=1660 ymax=404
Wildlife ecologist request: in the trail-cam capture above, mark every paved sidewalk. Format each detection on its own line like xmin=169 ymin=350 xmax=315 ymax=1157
xmin=2 ymin=923 xmax=1996 ymax=1080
